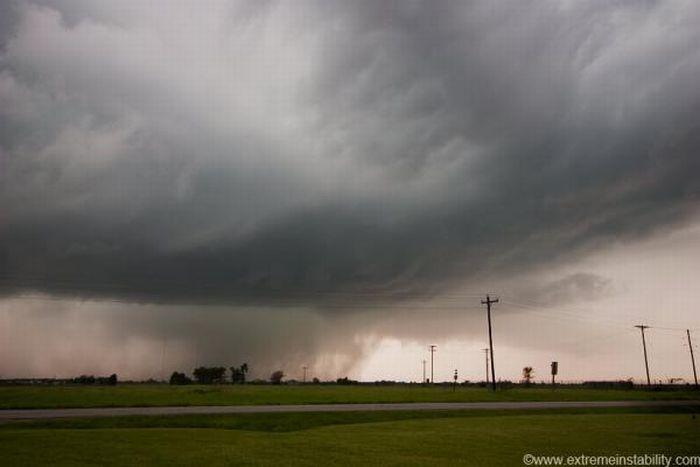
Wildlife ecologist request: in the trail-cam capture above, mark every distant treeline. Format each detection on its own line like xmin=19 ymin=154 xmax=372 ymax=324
xmin=0 ymin=374 xmax=120 ymax=386
xmin=0 ymin=376 xmax=693 ymax=390
xmin=71 ymin=374 xmax=118 ymax=385
xmin=170 ymin=364 xmax=250 ymax=385
xmin=170 ymin=367 xmax=369 ymax=385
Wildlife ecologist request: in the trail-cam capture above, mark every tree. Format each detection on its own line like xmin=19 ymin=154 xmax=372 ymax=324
xmin=270 ymin=370 xmax=284 ymax=384
xmin=72 ymin=375 xmax=96 ymax=385
xmin=193 ymin=366 xmax=227 ymax=384
xmin=230 ymin=363 xmax=249 ymax=384
xmin=336 ymin=377 xmax=358 ymax=385
xmin=522 ymin=367 xmax=534 ymax=386
xmin=170 ymin=371 xmax=192 ymax=385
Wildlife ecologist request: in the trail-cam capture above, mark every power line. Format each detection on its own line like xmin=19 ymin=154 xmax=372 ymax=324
xmin=499 ymin=299 xmax=633 ymax=329
xmin=556 ymin=328 xmax=638 ymax=352
xmin=500 ymin=295 xmax=700 ymax=333
xmin=501 ymin=299 xmax=700 ymax=333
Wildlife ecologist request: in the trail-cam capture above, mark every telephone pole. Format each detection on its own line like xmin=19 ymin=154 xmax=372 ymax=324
xmin=422 ymin=359 xmax=426 ymax=383
xmin=635 ymin=325 xmax=651 ymax=386
xmin=428 ymin=345 xmax=437 ymax=384
xmin=687 ymin=329 xmax=698 ymax=389
xmin=482 ymin=295 xmax=499 ymax=391
xmin=482 ymin=348 xmax=490 ymax=384
xmin=160 ymin=337 xmax=168 ymax=382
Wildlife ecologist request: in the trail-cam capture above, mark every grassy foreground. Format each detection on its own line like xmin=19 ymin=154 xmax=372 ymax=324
xmin=1 ymin=409 xmax=699 ymax=466
xmin=1 ymin=384 xmax=699 ymax=409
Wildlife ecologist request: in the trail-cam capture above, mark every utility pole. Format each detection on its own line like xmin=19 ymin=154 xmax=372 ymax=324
xmin=635 ymin=325 xmax=651 ymax=386
xmin=482 ymin=295 xmax=499 ymax=391
xmin=302 ymin=366 xmax=307 ymax=384
xmin=687 ymin=330 xmax=698 ymax=389
xmin=428 ymin=345 xmax=437 ymax=384
xmin=160 ymin=337 xmax=168 ymax=382
xmin=482 ymin=348 xmax=490 ymax=384
xmin=422 ymin=360 xmax=426 ymax=383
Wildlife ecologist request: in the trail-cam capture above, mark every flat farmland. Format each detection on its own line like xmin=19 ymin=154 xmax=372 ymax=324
xmin=1 ymin=409 xmax=699 ymax=466
xmin=1 ymin=384 xmax=698 ymax=409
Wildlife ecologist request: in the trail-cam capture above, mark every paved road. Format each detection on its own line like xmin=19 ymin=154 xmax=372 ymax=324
xmin=2 ymin=400 xmax=699 ymax=420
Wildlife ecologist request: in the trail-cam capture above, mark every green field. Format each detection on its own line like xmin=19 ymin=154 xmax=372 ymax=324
xmin=4 ymin=384 xmax=698 ymax=465
xmin=1 ymin=384 xmax=699 ymax=409
xmin=2 ymin=408 xmax=699 ymax=466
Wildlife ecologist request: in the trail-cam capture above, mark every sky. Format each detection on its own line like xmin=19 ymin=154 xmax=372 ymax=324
xmin=1 ymin=0 xmax=699 ymax=383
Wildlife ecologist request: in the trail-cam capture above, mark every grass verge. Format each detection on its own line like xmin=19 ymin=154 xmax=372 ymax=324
xmin=1 ymin=407 xmax=699 ymax=466
xmin=1 ymin=384 xmax=699 ymax=409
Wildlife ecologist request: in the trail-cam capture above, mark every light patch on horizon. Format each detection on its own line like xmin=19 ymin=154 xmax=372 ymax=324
xmin=359 ymin=222 xmax=700 ymax=384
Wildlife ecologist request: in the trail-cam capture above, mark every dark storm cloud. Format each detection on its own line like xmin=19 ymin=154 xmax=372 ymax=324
xmin=1 ymin=0 xmax=699 ymax=306
xmin=0 ymin=1 xmax=20 ymax=51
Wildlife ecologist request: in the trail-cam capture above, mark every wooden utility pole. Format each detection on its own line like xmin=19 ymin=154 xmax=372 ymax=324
xmin=687 ymin=329 xmax=698 ymax=389
xmin=428 ymin=345 xmax=437 ymax=384
xmin=482 ymin=348 xmax=490 ymax=384
xmin=635 ymin=325 xmax=651 ymax=386
xmin=482 ymin=295 xmax=499 ymax=391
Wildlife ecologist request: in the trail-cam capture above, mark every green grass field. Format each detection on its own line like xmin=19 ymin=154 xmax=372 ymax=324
xmin=4 ymin=385 xmax=698 ymax=465
xmin=1 ymin=384 xmax=699 ymax=409
xmin=2 ymin=408 xmax=699 ymax=466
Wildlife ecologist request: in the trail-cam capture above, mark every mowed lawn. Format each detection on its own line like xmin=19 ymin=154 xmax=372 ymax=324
xmin=1 ymin=384 xmax=699 ymax=409
xmin=1 ymin=410 xmax=699 ymax=466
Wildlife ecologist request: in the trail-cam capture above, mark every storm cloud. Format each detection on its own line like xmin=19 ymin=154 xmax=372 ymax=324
xmin=1 ymin=1 xmax=700 ymax=379
xmin=1 ymin=0 xmax=699 ymax=303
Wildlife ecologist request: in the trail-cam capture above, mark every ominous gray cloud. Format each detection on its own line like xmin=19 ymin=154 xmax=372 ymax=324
xmin=2 ymin=0 xmax=699 ymax=305
xmin=1 ymin=1 xmax=700 ymax=378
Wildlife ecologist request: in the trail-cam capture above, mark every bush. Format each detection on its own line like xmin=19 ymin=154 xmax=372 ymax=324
xmin=336 ymin=377 xmax=358 ymax=385
xmin=270 ymin=370 xmax=284 ymax=384
xmin=70 ymin=374 xmax=117 ymax=385
xmin=230 ymin=363 xmax=249 ymax=384
xmin=193 ymin=367 xmax=227 ymax=384
xmin=72 ymin=375 xmax=96 ymax=385
xmin=169 ymin=371 xmax=192 ymax=385
xmin=582 ymin=380 xmax=634 ymax=390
